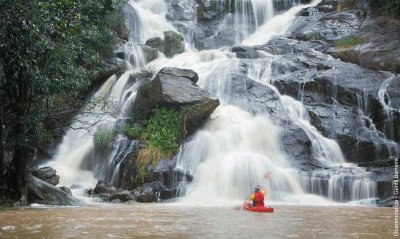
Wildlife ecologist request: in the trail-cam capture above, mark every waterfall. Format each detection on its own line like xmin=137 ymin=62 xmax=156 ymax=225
xmin=44 ymin=0 xmax=174 ymax=191
xmin=46 ymin=0 xmax=382 ymax=205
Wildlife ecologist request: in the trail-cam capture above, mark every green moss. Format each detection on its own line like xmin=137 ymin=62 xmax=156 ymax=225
xmin=139 ymin=83 xmax=152 ymax=99
xmin=333 ymin=37 xmax=364 ymax=48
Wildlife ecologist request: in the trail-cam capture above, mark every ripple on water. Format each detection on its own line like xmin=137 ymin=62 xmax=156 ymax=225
xmin=1 ymin=226 xmax=16 ymax=231
xmin=26 ymin=224 xmax=42 ymax=230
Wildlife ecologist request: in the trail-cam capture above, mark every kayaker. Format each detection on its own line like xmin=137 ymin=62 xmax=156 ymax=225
xmin=248 ymin=185 xmax=265 ymax=207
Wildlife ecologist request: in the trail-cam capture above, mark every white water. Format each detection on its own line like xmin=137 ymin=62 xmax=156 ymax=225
xmin=242 ymin=1 xmax=317 ymax=45
xmin=232 ymin=0 xmax=275 ymax=42
xmin=46 ymin=0 xmax=378 ymax=205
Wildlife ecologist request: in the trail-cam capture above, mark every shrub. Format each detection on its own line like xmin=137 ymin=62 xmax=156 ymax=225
xmin=145 ymin=107 xmax=180 ymax=153
xmin=333 ymin=36 xmax=364 ymax=48
xmin=369 ymin=0 xmax=400 ymax=19
xmin=122 ymin=124 xmax=144 ymax=140
xmin=93 ymin=128 xmax=115 ymax=152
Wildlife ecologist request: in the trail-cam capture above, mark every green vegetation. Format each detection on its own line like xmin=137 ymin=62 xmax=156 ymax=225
xmin=122 ymin=124 xmax=143 ymax=140
xmin=0 ymin=0 xmax=125 ymax=203
xmin=333 ymin=36 xmax=364 ymax=48
xmin=93 ymin=128 xmax=116 ymax=154
xmin=145 ymin=108 xmax=180 ymax=152
xmin=369 ymin=0 xmax=400 ymax=19
xmin=127 ymin=107 xmax=182 ymax=186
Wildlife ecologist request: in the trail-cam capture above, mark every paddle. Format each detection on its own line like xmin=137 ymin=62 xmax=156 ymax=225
xmin=259 ymin=171 xmax=271 ymax=185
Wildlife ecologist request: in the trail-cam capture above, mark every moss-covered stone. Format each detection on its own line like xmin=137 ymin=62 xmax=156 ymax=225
xmin=145 ymin=37 xmax=165 ymax=52
xmin=163 ymin=31 xmax=185 ymax=57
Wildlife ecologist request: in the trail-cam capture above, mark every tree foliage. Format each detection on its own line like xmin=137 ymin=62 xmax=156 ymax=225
xmin=369 ymin=0 xmax=400 ymax=19
xmin=0 ymin=0 xmax=124 ymax=203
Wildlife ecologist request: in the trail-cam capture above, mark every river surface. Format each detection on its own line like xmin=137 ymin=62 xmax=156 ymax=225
xmin=0 ymin=204 xmax=393 ymax=238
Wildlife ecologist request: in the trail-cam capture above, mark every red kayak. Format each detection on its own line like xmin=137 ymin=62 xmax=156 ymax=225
xmin=243 ymin=201 xmax=274 ymax=213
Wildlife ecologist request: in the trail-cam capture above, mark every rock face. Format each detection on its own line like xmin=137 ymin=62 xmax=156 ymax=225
xmin=145 ymin=31 xmax=185 ymax=58
xmin=118 ymin=140 xmax=147 ymax=191
xmin=28 ymin=175 xmax=83 ymax=206
xmin=288 ymin=0 xmax=400 ymax=74
xmin=31 ymin=167 xmax=60 ymax=186
xmin=134 ymin=67 xmax=220 ymax=128
xmin=85 ymin=67 xmax=219 ymax=203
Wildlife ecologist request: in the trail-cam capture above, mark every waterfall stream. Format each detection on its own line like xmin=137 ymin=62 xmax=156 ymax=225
xmin=45 ymin=0 xmax=393 ymax=205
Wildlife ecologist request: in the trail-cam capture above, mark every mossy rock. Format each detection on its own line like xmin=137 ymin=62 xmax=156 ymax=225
xmin=145 ymin=37 xmax=165 ymax=53
xmin=163 ymin=31 xmax=185 ymax=58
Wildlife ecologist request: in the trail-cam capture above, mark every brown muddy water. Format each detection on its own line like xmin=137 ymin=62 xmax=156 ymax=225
xmin=0 ymin=204 xmax=394 ymax=238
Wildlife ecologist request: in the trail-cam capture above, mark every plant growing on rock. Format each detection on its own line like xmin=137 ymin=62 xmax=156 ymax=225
xmin=333 ymin=36 xmax=364 ymax=48
xmin=93 ymin=128 xmax=116 ymax=155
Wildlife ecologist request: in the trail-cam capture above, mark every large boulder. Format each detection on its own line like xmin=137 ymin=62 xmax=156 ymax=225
xmin=30 ymin=167 xmax=60 ymax=186
xmin=133 ymin=67 xmax=220 ymax=138
xmin=28 ymin=175 xmax=83 ymax=206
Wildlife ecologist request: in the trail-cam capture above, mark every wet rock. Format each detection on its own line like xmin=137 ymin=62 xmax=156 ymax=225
xmin=231 ymin=46 xmax=260 ymax=59
xmin=28 ymin=175 xmax=83 ymax=206
xmin=110 ymin=190 xmax=135 ymax=202
xmin=94 ymin=180 xmax=116 ymax=195
xmin=164 ymin=31 xmax=185 ymax=57
xmin=306 ymin=103 xmax=400 ymax=165
xmin=132 ymin=181 xmax=166 ymax=202
xmin=158 ymin=67 xmax=199 ymax=83
xmin=122 ymin=3 xmax=140 ymax=42
xmin=30 ymin=167 xmax=60 ymax=186
xmin=118 ymin=140 xmax=147 ymax=190
xmin=166 ymin=0 xmax=236 ymax=50
xmin=140 ymin=45 xmax=159 ymax=63
xmin=145 ymin=37 xmax=165 ymax=53
xmin=288 ymin=0 xmax=366 ymax=42
xmin=133 ymin=67 xmax=220 ymax=131
xmin=144 ymin=31 xmax=185 ymax=58
xmin=58 ymin=186 xmax=72 ymax=196
xmin=211 ymin=69 xmax=317 ymax=168
xmin=167 ymin=0 xmax=197 ymax=22
xmin=328 ymin=25 xmax=400 ymax=73
xmin=116 ymin=44 xmax=159 ymax=64
xmin=196 ymin=0 xmax=231 ymax=20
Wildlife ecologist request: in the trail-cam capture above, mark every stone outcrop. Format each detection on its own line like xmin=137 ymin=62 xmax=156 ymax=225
xmin=133 ymin=67 xmax=220 ymax=135
xmin=30 ymin=167 xmax=60 ymax=186
xmin=28 ymin=175 xmax=83 ymax=206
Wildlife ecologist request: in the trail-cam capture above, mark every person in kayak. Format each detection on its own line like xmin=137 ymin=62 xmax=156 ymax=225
xmin=248 ymin=185 xmax=265 ymax=207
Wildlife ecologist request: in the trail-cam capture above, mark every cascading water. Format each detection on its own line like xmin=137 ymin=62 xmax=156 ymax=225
xmin=44 ymin=0 xmax=177 ymax=193
xmin=232 ymin=0 xmax=274 ymax=41
xmin=46 ymin=0 xmax=383 ymax=205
